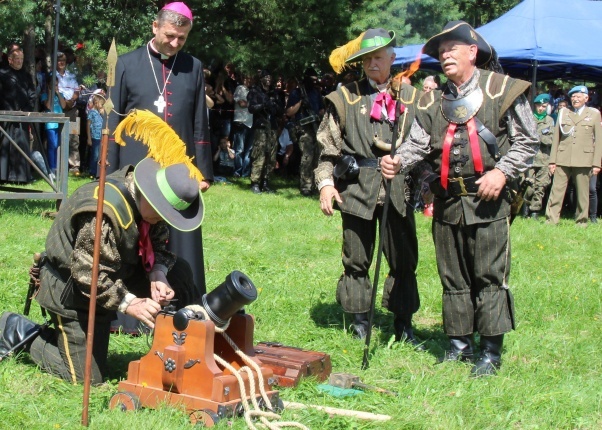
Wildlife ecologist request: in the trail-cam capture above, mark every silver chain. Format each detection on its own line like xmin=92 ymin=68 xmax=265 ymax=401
xmin=146 ymin=42 xmax=178 ymax=98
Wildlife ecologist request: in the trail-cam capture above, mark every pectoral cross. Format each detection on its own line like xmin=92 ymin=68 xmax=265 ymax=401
xmin=154 ymin=95 xmax=166 ymax=113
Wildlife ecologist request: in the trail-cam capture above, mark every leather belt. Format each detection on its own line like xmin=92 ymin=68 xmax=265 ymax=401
xmin=447 ymin=176 xmax=480 ymax=197
xmin=356 ymin=158 xmax=381 ymax=169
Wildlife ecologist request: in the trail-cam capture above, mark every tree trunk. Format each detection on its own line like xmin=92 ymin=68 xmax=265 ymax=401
xmin=44 ymin=6 xmax=54 ymax=71
xmin=23 ymin=24 xmax=36 ymax=84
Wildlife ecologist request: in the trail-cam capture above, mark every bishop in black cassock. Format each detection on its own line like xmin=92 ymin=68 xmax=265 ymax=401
xmin=107 ymin=33 xmax=213 ymax=294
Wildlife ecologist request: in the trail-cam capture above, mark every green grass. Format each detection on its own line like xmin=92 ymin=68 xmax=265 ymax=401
xmin=0 ymin=175 xmax=600 ymax=429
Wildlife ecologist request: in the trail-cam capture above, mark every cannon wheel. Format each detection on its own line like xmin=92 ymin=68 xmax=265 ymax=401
xmin=109 ymin=391 xmax=141 ymax=412
xmin=258 ymin=396 xmax=284 ymax=414
xmin=190 ymin=409 xmax=220 ymax=427
xmin=272 ymin=397 xmax=285 ymax=413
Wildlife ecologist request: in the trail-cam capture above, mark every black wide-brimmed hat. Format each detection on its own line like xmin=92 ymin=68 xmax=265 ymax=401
xmin=345 ymin=28 xmax=396 ymax=63
xmin=423 ymin=20 xmax=493 ymax=67
xmin=134 ymin=158 xmax=204 ymax=232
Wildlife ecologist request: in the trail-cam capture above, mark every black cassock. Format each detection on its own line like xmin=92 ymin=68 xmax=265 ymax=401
xmin=0 ymin=65 xmax=36 ymax=183
xmin=107 ymin=43 xmax=213 ymax=294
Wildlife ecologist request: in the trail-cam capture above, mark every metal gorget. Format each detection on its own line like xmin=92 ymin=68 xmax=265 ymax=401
xmin=440 ymin=86 xmax=483 ymax=125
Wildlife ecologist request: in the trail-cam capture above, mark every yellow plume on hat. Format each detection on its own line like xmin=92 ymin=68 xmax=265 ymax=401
xmin=113 ymin=109 xmax=204 ymax=183
xmin=329 ymin=32 xmax=365 ymax=74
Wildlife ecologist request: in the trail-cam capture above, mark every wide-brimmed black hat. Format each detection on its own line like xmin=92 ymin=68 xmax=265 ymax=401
xmin=423 ymin=20 xmax=493 ymax=67
xmin=134 ymin=158 xmax=204 ymax=232
xmin=345 ymin=28 xmax=396 ymax=63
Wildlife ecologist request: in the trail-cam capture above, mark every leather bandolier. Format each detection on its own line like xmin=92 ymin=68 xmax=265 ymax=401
xmin=325 ymin=79 xmax=417 ymax=219
xmin=416 ymin=70 xmax=530 ymax=225
xmin=36 ymin=166 xmax=142 ymax=322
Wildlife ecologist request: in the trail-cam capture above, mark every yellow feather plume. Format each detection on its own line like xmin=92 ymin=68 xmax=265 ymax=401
xmin=113 ymin=109 xmax=204 ymax=183
xmin=329 ymin=32 xmax=365 ymax=74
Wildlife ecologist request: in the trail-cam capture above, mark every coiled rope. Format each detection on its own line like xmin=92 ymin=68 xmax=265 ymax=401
xmin=186 ymin=305 xmax=309 ymax=430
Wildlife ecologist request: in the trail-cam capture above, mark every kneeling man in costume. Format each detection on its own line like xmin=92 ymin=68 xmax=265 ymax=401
xmin=381 ymin=22 xmax=538 ymax=375
xmin=0 ymin=130 xmax=205 ymax=384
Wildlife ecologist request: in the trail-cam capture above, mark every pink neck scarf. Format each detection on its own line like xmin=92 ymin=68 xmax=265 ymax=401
xmin=370 ymin=92 xmax=396 ymax=121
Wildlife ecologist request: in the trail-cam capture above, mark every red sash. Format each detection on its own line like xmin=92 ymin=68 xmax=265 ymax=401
xmin=440 ymin=117 xmax=484 ymax=189
xmin=137 ymin=220 xmax=155 ymax=273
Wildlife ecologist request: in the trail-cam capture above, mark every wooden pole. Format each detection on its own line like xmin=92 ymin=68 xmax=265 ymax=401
xmin=362 ymin=96 xmax=407 ymax=370
xmin=81 ymin=38 xmax=117 ymax=427
xmin=282 ymin=401 xmax=391 ymax=421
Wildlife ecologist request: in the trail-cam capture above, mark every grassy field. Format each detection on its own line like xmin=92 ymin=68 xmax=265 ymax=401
xmin=0 ymin=175 xmax=600 ymax=429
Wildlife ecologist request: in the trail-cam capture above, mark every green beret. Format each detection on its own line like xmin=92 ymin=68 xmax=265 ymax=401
xmin=533 ymin=94 xmax=550 ymax=104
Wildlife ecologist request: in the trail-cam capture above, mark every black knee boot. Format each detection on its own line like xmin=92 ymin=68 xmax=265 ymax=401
xmin=439 ymin=335 xmax=474 ymax=363
xmin=261 ymin=179 xmax=275 ymax=194
xmin=394 ymin=315 xmax=425 ymax=351
xmin=350 ymin=313 xmax=369 ymax=340
xmin=471 ymin=334 xmax=504 ymax=376
xmin=0 ymin=312 xmax=42 ymax=361
xmin=250 ymin=182 xmax=262 ymax=194
xmin=521 ymin=203 xmax=530 ymax=218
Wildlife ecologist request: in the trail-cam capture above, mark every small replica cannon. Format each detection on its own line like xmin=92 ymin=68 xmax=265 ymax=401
xmin=109 ymin=271 xmax=282 ymax=427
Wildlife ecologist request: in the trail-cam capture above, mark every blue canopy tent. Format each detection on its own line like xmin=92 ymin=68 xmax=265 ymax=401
xmin=393 ymin=0 xmax=602 ymax=83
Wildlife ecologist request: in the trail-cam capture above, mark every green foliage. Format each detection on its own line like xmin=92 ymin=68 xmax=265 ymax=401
xmin=0 ymin=176 xmax=600 ymax=429
xmin=349 ymin=0 xmax=412 ymax=40
xmin=189 ymin=0 xmax=350 ymax=76
xmin=457 ymin=0 xmax=521 ymax=28
xmin=0 ymin=0 xmax=524 ymax=80
xmin=0 ymin=0 xmax=38 ymax=44
xmin=58 ymin=0 xmax=157 ymax=50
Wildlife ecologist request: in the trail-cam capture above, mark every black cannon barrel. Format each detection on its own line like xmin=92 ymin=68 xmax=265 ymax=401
xmin=202 ymin=271 xmax=257 ymax=326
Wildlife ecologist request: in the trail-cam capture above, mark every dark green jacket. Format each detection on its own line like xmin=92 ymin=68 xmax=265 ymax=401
xmin=37 ymin=166 xmax=142 ymax=320
xmin=325 ymin=79 xmax=417 ymax=219
xmin=416 ymin=70 xmax=530 ymax=224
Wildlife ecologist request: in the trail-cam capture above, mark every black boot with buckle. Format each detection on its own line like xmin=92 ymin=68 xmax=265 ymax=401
xmin=439 ymin=335 xmax=475 ymax=363
xmin=0 ymin=312 xmax=42 ymax=361
xmin=471 ymin=334 xmax=504 ymax=376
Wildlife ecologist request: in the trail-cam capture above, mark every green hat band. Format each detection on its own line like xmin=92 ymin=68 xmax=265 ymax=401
xmin=360 ymin=36 xmax=392 ymax=49
xmin=157 ymin=168 xmax=191 ymax=211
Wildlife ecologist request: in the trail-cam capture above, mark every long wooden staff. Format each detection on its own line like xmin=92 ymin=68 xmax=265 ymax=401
xmin=81 ymin=39 xmax=117 ymax=427
xmin=361 ymin=89 xmax=408 ymax=370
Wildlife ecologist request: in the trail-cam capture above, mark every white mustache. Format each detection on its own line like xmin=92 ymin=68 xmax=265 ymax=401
xmin=368 ymin=67 xmax=380 ymax=71
xmin=443 ymin=59 xmax=456 ymax=67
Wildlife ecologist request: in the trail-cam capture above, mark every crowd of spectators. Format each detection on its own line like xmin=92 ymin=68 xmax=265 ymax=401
xmin=204 ymin=63 xmax=338 ymax=192
xmin=0 ymin=42 xmax=106 ymax=183
xmin=1 ymin=41 xmax=600 ymax=222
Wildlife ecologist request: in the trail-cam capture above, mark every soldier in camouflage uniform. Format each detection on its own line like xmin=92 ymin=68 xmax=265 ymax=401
xmin=382 ymin=21 xmax=538 ymax=376
xmin=286 ymin=68 xmax=325 ymax=196
xmin=316 ymin=28 xmax=422 ymax=348
xmin=0 ymin=159 xmax=203 ymax=384
xmin=524 ymin=94 xmax=555 ymax=218
xmin=247 ymin=70 xmax=285 ymax=194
